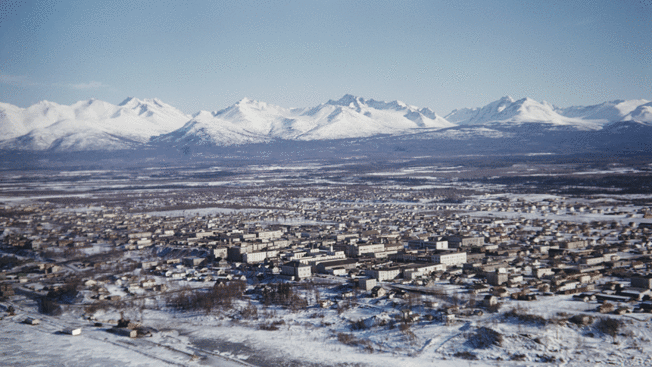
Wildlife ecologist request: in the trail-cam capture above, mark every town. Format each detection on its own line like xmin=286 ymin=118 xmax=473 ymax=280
xmin=2 ymin=159 xmax=652 ymax=366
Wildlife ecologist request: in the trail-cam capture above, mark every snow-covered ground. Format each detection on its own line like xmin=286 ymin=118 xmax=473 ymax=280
xmin=0 ymin=297 xmax=244 ymax=367
xmin=5 ymin=282 xmax=652 ymax=367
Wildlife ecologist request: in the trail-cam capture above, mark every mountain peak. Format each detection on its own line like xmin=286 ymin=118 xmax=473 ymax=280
xmin=148 ymin=98 xmax=165 ymax=108
xmin=118 ymin=96 xmax=138 ymax=106
xmin=500 ymin=96 xmax=515 ymax=103
xmin=419 ymin=107 xmax=437 ymax=119
xmin=445 ymin=96 xmax=570 ymax=126
xmin=340 ymin=93 xmax=359 ymax=101
xmin=328 ymin=94 xmax=364 ymax=106
xmin=233 ymin=97 xmax=271 ymax=110
xmin=119 ymin=97 xmax=169 ymax=108
xmin=234 ymin=97 xmax=270 ymax=108
xmin=511 ymin=97 xmax=539 ymax=108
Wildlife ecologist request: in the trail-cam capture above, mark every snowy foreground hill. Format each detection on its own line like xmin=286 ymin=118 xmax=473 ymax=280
xmin=0 ymin=95 xmax=650 ymax=153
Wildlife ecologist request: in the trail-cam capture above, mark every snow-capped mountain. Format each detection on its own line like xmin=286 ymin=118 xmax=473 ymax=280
xmin=0 ymin=98 xmax=190 ymax=151
xmin=0 ymin=100 xmax=76 ymax=141
xmin=117 ymin=97 xmax=192 ymax=132
xmin=445 ymin=96 xmax=516 ymax=125
xmin=292 ymin=95 xmax=454 ymax=140
xmin=1 ymin=94 xmax=650 ymax=152
xmin=153 ymin=110 xmax=272 ymax=147
xmin=444 ymin=96 xmax=600 ymax=130
xmin=154 ymin=94 xmax=454 ymax=146
xmin=208 ymin=94 xmax=453 ymax=140
xmin=209 ymin=97 xmax=296 ymax=138
xmin=621 ymin=101 xmax=652 ymax=124
xmin=555 ymin=99 xmax=649 ymax=124
xmin=600 ymin=102 xmax=652 ymax=134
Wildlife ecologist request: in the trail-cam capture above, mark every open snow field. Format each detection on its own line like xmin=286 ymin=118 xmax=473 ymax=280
xmin=5 ymin=284 xmax=652 ymax=367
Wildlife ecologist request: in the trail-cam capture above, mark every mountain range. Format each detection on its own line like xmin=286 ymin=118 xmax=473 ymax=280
xmin=0 ymin=94 xmax=650 ymax=153
xmin=0 ymin=97 xmax=189 ymax=151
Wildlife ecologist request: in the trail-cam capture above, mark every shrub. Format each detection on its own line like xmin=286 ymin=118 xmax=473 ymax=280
xmin=259 ymin=323 xmax=279 ymax=331
xmin=398 ymin=322 xmax=411 ymax=332
xmin=39 ymin=297 xmax=62 ymax=316
xmin=0 ymin=256 xmax=28 ymax=270
xmin=338 ymin=332 xmax=357 ymax=345
xmin=466 ymin=327 xmax=503 ymax=349
xmin=84 ymin=302 xmax=108 ymax=314
xmin=569 ymin=314 xmax=594 ymax=326
xmin=402 ymin=329 xmax=417 ymax=342
xmin=259 ymin=320 xmax=285 ymax=331
xmin=510 ymin=353 xmax=527 ymax=361
xmin=212 ymin=280 xmax=246 ymax=309
xmin=261 ymin=283 xmax=308 ymax=311
xmin=537 ymin=354 xmax=557 ymax=363
xmin=240 ymin=303 xmax=258 ymax=319
xmin=351 ymin=319 xmax=369 ymax=331
xmin=337 ymin=299 xmax=354 ymax=314
xmin=47 ymin=277 xmax=82 ymax=304
xmin=337 ymin=332 xmax=373 ymax=352
xmin=454 ymin=351 xmax=478 ymax=360
xmin=598 ymin=302 xmax=615 ymax=314
xmin=596 ymin=317 xmax=622 ymax=339
xmin=504 ymin=306 xmax=547 ymax=325
xmin=487 ymin=302 xmax=502 ymax=313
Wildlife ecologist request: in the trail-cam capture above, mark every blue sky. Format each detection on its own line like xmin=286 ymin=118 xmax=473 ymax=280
xmin=0 ymin=0 xmax=650 ymax=115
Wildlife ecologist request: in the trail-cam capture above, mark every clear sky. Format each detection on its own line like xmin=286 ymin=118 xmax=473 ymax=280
xmin=0 ymin=0 xmax=650 ymax=115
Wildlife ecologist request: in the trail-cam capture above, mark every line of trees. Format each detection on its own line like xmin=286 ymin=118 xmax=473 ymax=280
xmin=167 ymin=280 xmax=246 ymax=312
xmin=261 ymin=283 xmax=307 ymax=311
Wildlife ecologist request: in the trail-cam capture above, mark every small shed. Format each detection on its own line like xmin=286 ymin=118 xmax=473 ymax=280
xmin=23 ymin=317 xmax=40 ymax=325
xmin=63 ymin=328 xmax=82 ymax=336
xmin=319 ymin=300 xmax=333 ymax=308
xmin=111 ymin=327 xmax=138 ymax=338
xmin=370 ymin=286 xmax=386 ymax=298
xmin=443 ymin=314 xmax=456 ymax=325
xmin=483 ymin=295 xmax=498 ymax=307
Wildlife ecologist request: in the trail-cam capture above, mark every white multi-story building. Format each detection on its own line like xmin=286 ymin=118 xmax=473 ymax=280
xmin=581 ymin=256 xmax=606 ymax=266
xmin=347 ymin=243 xmax=385 ymax=257
xmin=281 ymin=261 xmax=312 ymax=279
xmin=447 ymin=236 xmax=484 ymax=248
xmin=365 ymin=267 xmax=402 ymax=281
xmin=298 ymin=251 xmax=346 ymax=265
xmin=431 ymin=252 xmax=467 ymax=266
xmin=407 ymin=238 xmax=448 ymax=250
xmin=242 ymin=251 xmax=267 ymax=264
xmin=257 ymin=230 xmax=283 ymax=240
xmin=403 ymin=263 xmax=447 ymax=280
